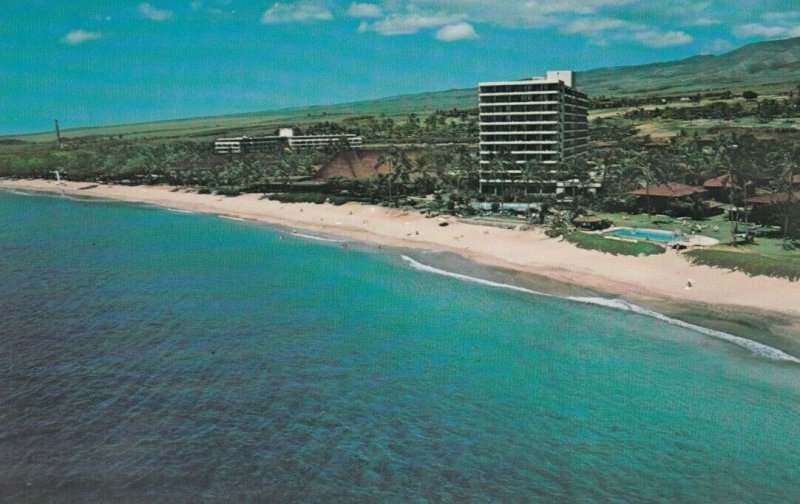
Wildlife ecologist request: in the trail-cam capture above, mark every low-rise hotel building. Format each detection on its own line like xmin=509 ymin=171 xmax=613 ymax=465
xmin=215 ymin=128 xmax=362 ymax=154
xmin=479 ymin=71 xmax=589 ymax=193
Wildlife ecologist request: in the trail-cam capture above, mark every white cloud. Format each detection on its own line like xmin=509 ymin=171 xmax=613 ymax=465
xmin=633 ymin=29 xmax=694 ymax=48
xmin=686 ymin=17 xmax=720 ymax=27
xmin=523 ymin=0 xmax=635 ymax=16
xmin=397 ymin=0 xmax=635 ymax=27
xmin=701 ymin=38 xmax=733 ymax=54
xmin=139 ymin=3 xmax=174 ymax=21
xmin=260 ymin=1 xmax=333 ymax=24
xmin=62 ymin=29 xmax=102 ymax=45
xmin=360 ymin=12 xmax=466 ymax=35
xmin=435 ymin=22 xmax=478 ymax=41
xmin=558 ymin=16 xmax=694 ymax=49
xmin=761 ymin=11 xmax=800 ymax=22
xmin=351 ymin=0 xmax=703 ymax=48
xmin=347 ymin=3 xmax=382 ymax=18
xmin=561 ymin=18 xmax=629 ymax=36
xmin=733 ymin=22 xmax=800 ymax=39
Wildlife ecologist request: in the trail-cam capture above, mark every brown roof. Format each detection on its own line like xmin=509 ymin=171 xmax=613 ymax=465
xmin=746 ymin=190 xmax=800 ymax=205
xmin=630 ymin=183 xmax=707 ymax=198
xmin=703 ymin=175 xmax=754 ymax=188
xmin=703 ymin=175 xmax=731 ymax=188
xmin=314 ymin=149 xmax=391 ymax=180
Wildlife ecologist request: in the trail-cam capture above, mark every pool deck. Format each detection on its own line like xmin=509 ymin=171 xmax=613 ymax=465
xmin=604 ymin=227 xmax=720 ymax=247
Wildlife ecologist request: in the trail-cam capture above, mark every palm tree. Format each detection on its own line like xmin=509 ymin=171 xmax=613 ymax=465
xmin=276 ymin=148 xmax=299 ymax=190
xmin=629 ymin=150 xmax=666 ymax=221
xmin=377 ymin=147 xmax=404 ymax=205
xmin=717 ymin=139 xmax=759 ymax=245
xmin=769 ymin=143 xmax=799 ymax=245
xmin=521 ymin=160 xmax=541 ymax=195
xmin=522 ymin=160 xmax=550 ymax=223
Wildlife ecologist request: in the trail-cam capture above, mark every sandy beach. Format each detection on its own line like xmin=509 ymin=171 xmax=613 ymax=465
xmin=4 ymin=178 xmax=800 ymax=348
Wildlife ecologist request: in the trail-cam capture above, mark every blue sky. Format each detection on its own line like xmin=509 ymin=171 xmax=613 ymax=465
xmin=3 ymin=0 xmax=800 ymax=135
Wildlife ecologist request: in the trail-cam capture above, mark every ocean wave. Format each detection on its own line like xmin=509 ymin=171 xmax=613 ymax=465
xmin=219 ymin=215 xmax=246 ymax=222
xmin=3 ymin=189 xmax=36 ymax=197
xmin=401 ymin=255 xmax=800 ymax=364
xmin=401 ymin=255 xmax=556 ymax=297
xmin=290 ymin=232 xmax=341 ymax=243
xmin=167 ymin=208 xmax=196 ymax=214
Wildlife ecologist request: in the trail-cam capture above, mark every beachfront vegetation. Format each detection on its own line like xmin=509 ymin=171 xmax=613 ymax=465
xmin=267 ymin=192 xmax=329 ymax=204
xmin=684 ymin=249 xmax=800 ymax=281
xmin=563 ymin=232 xmax=666 ymax=256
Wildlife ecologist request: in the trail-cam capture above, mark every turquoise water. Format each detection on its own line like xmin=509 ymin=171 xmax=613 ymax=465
xmin=2 ymin=190 xmax=800 ymax=502
xmin=608 ymin=227 xmax=682 ymax=243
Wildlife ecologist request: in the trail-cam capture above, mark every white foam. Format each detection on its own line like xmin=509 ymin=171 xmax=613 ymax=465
xmin=61 ymin=195 xmax=105 ymax=203
xmin=167 ymin=208 xmax=195 ymax=214
xmin=291 ymin=232 xmax=341 ymax=243
xmin=402 ymin=255 xmax=555 ymax=298
xmin=219 ymin=215 xmax=246 ymax=222
xmin=3 ymin=189 xmax=36 ymax=197
xmin=402 ymin=255 xmax=800 ymax=364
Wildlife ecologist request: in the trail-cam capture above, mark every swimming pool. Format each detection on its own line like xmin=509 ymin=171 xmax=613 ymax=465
xmin=606 ymin=228 xmax=683 ymax=243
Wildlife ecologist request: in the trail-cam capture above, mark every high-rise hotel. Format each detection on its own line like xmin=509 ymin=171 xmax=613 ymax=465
xmin=478 ymin=71 xmax=589 ymax=193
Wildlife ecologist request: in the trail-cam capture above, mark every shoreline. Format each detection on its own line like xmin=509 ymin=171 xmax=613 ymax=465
xmin=3 ymin=179 xmax=800 ymax=356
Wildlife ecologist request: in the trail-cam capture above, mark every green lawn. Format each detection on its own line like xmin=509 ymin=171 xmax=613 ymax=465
xmin=563 ymin=231 xmax=666 ymax=256
xmin=597 ymin=211 xmax=797 ymax=253
xmin=684 ymin=249 xmax=800 ymax=281
xmin=598 ymin=211 xmax=800 ymax=279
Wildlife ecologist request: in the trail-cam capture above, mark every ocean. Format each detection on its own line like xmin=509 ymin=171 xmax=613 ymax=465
xmin=2 ymin=190 xmax=799 ymax=502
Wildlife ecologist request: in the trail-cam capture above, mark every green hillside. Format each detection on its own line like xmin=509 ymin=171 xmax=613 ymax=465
xmin=8 ymin=88 xmax=477 ymax=143
xmin=580 ymin=36 xmax=800 ymax=96
xmin=7 ymin=37 xmax=800 ymax=142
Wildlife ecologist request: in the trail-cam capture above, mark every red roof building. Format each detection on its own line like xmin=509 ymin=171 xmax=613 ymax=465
xmin=746 ymin=190 xmax=800 ymax=206
xmin=630 ymin=183 xmax=707 ymax=198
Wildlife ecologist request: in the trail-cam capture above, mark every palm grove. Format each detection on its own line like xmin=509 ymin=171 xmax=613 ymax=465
xmin=1 ymin=97 xmax=798 ymax=240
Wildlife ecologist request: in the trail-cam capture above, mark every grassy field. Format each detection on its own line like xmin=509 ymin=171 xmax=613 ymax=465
xmin=625 ymin=115 xmax=799 ymax=138
xmin=597 ymin=211 xmax=800 ymax=278
xmin=684 ymin=249 xmax=800 ymax=280
xmin=564 ymin=231 xmax=666 ymax=256
xmin=6 ymin=88 xmax=478 ymax=143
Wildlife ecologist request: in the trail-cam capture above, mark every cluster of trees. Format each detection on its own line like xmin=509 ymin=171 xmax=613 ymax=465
xmin=0 ymin=139 xmax=317 ymax=191
xmin=623 ymin=97 xmax=800 ymax=122
xmin=290 ymin=109 xmax=479 ymax=145
xmin=338 ymin=110 xmax=479 ymax=144
xmin=3 ymin=96 xmax=799 ymax=239
xmin=590 ymin=90 xmax=735 ymax=110
xmin=594 ymin=132 xmax=800 ymax=239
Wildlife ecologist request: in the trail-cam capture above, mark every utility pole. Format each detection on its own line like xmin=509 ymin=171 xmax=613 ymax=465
xmin=54 ymin=119 xmax=62 ymax=149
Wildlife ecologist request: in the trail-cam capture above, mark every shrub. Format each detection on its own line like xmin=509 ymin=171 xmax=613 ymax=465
xmin=268 ymin=192 xmax=327 ymax=204
xmin=215 ymin=186 xmax=241 ymax=197
xmin=327 ymin=195 xmax=351 ymax=206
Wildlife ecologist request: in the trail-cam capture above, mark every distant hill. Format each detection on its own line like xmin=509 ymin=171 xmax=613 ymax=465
xmin=579 ymin=36 xmax=800 ymax=97
xmin=8 ymin=37 xmax=800 ymax=141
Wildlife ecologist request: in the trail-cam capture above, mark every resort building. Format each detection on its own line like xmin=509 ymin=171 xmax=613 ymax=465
xmin=214 ymin=128 xmax=362 ymax=154
xmin=629 ymin=182 xmax=708 ymax=214
xmin=478 ymin=71 xmax=589 ymax=194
